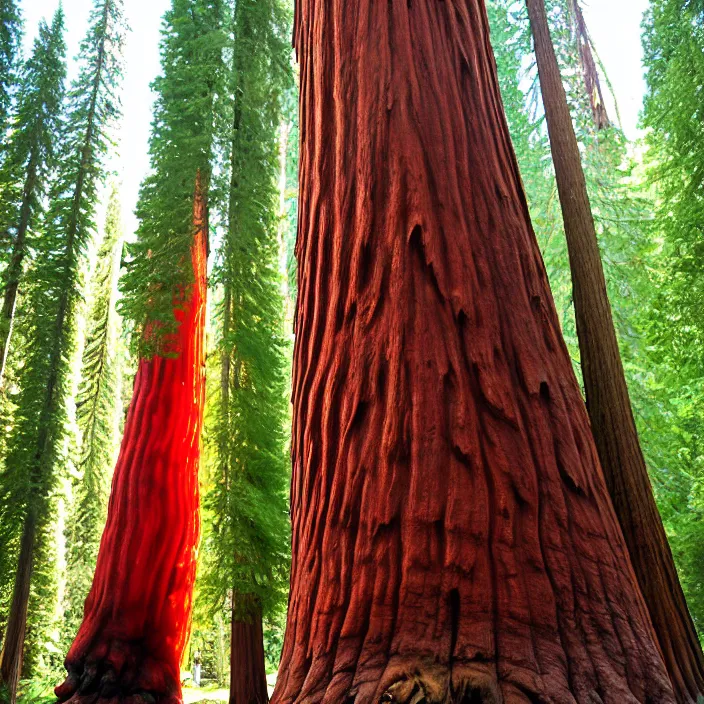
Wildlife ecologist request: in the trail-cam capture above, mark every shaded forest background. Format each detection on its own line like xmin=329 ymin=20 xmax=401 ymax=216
xmin=0 ymin=0 xmax=702 ymax=698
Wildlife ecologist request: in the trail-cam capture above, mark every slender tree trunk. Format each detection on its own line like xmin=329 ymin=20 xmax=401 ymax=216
xmin=229 ymin=596 xmax=268 ymax=704
xmin=272 ymin=1 xmax=675 ymax=702
xmin=525 ymin=1 xmax=704 ymax=701
xmin=0 ymin=157 xmax=38 ymax=386
xmin=0 ymin=513 xmax=36 ymax=703
xmin=55 ymin=174 xmax=208 ymax=704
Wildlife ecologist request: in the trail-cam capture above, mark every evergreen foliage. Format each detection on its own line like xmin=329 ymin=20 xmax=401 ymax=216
xmin=0 ymin=8 xmax=67 ymax=383
xmin=202 ymin=0 xmax=292 ymax=628
xmin=0 ymin=0 xmax=23 ymax=140
xmin=62 ymin=186 xmax=124 ymax=645
xmin=120 ymin=0 xmax=226 ymax=348
xmin=0 ymin=0 xmax=125 ymax=679
xmin=642 ymin=0 xmax=704 ymax=636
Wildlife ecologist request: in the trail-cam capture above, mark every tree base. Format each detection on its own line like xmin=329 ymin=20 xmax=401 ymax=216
xmin=55 ymin=639 xmax=181 ymax=704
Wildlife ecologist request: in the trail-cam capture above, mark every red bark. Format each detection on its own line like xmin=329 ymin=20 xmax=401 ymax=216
xmin=229 ymin=599 xmax=269 ymax=704
xmin=272 ymin=2 xmax=675 ymax=702
xmin=55 ymin=176 xmax=208 ymax=704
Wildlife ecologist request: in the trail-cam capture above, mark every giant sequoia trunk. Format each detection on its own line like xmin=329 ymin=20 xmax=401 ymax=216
xmin=55 ymin=176 xmax=207 ymax=704
xmin=271 ymin=2 xmax=675 ymax=702
xmin=525 ymin=1 xmax=704 ymax=701
xmin=229 ymin=597 xmax=268 ymax=704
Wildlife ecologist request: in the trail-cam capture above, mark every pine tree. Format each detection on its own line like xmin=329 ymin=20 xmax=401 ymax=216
xmin=62 ymin=186 xmax=124 ymax=645
xmin=0 ymin=0 xmax=22 ymax=143
xmin=56 ymin=2 xmax=223 ymax=701
xmin=642 ymin=0 xmax=704 ymax=648
xmin=0 ymin=8 xmax=67 ymax=386
xmin=120 ymin=0 xmax=225 ymax=349
xmin=203 ymin=1 xmax=291 ymax=701
xmin=0 ymin=1 xmax=125 ymax=699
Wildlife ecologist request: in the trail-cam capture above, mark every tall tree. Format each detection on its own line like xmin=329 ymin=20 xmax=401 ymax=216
xmin=0 ymin=1 xmax=125 ymax=699
xmin=0 ymin=7 xmax=67 ymax=385
xmin=0 ymin=0 xmax=22 ymax=142
xmin=57 ymin=1 xmax=223 ymax=700
xmin=204 ymin=1 xmax=291 ymax=702
xmin=525 ymin=0 xmax=704 ymax=699
xmin=120 ymin=0 xmax=224 ymax=346
xmin=62 ymin=186 xmax=124 ymax=643
xmin=56 ymin=178 xmax=207 ymax=704
xmin=272 ymin=1 xmax=674 ymax=702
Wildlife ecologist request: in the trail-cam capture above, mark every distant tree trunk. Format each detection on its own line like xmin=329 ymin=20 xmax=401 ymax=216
xmin=525 ymin=0 xmax=704 ymax=701
xmin=55 ymin=174 xmax=208 ymax=704
xmin=229 ymin=596 xmax=268 ymax=704
xmin=0 ymin=156 xmax=38 ymax=386
xmin=271 ymin=2 xmax=675 ymax=702
xmin=567 ymin=0 xmax=610 ymax=130
xmin=0 ymin=513 xmax=36 ymax=703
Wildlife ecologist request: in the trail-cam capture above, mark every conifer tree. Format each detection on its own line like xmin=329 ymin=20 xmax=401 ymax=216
xmin=203 ymin=1 xmax=291 ymax=700
xmin=120 ymin=0 xmax=225 ymax=346
xmin=63 ymin=186 xmax=124 ymax=644
xmin=0 ymin=0 xmax=22 ymax=142
xmin=0 ymin=1 xmax=125 ymax=699
xmin=0 ymin=8 xmax=67 ymax=386
xmin=56 ymin=3 xmax=223 ymax=701
xmin=642 ymin=0 xmax=704 ymax=646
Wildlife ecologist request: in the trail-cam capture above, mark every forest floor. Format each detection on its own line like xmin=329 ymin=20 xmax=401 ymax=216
xmin=182 ymin=674 xmax=277 ymax=703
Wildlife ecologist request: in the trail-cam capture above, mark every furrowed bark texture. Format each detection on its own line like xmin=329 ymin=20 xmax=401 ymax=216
xmin=272 ymin=1 xmax=676 ymax=703
xmin=525 ymin=0 xmax=704 ymax=701
xmin=55 ymin=177 xmax=208 ymax=704
xmin=229 ymin=600 xmax=269 ymax=704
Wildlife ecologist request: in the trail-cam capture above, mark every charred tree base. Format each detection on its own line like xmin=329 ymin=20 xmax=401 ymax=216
xmin=55 ymin=639 xmax=181 ymax=704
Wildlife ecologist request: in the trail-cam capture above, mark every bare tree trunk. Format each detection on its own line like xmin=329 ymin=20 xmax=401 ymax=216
xmin=55 ymin=174 xmax=208 ymax=704
xmin=0 ymin=513 xmax=36 ymax=704
xmin=229 ymin=596 xmax=268 ymax=704
xmin=525 ymin=0 xmax=704 ymax=701
xmin=271 ymin=1 xmax=675 ymax=702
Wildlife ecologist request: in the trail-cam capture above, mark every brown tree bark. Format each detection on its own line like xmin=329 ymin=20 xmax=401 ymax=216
xmin=229 ymin=597 xmax=268 ymax=704
xmin=0 ymin=513 xmax=36 ymax=703
xmin=525 ymin=0 xmax=704 ymax=701
xmin=271 ymin=1 xmax=676 ymax=703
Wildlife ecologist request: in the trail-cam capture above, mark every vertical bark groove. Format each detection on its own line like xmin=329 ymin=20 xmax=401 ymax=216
xmin=525 ymin=0 xmax=704 ymax=701
xmin=272 ymin=1 xmax=675 ymax=703
xmin=55 ymin=175 xmax=208 ymax=704
xmin=229 ymin=600 xmax=269 ymax=704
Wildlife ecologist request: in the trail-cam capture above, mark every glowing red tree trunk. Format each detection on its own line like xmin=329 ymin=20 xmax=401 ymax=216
xmin=271 ymin=2 xmax=676 ymax=702
xmin=55 ymin=177 xmax=207 ymax=704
